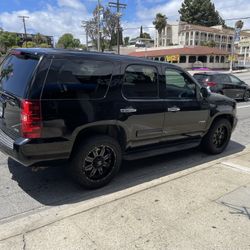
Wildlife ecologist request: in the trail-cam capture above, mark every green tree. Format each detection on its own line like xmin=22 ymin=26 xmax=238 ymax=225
xmin=179 ymin=0 xmax=224 ymax=27
xmin=0 ymin=31 xmax=20 ymax=52
xmin=140 ymin=26 xmax=143 ymax=38
xmin=38 ymin=43 xmax=51 ymax=48
xmin=85 ymin=5 xmax=122 ymax=51
xmin=56 ymin=33 xmax=81 ymax=49
xmin=141 ymin=33 xmax=151 ymax=39
xmin=124 ymin=36 xmax=130 ymax=46
xmin=153 ymin=13 xmax=167 ymax=46
xmin=23 ymin=41 xmax=36 ymax=48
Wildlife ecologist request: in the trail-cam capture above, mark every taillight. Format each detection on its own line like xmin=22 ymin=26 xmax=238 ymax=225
xmin=205 ymin=81 xmax=217 ymax=87
xmin=207 ymin=82 xmax=217 ymax=87
xmin=21 ymin=100 xmax=42 ymax=138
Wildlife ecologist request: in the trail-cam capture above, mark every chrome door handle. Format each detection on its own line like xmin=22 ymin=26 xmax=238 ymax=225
xmin=168 ymin=107 xmax=180 ymax=112
xmin=120 ymin=107 xmax=137 ymax=113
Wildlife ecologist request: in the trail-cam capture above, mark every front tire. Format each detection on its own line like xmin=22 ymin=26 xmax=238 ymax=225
xmin=201 ymin=119 xmax=232 ymax=154
xmin=243 ymin=90 xmax=250 ymax=102
xmin=70 ymin=135 xmax=122 ymax=189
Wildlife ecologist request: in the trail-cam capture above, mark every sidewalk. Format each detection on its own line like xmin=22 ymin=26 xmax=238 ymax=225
xmin=1 ymin=147 xmax=250 ymax=250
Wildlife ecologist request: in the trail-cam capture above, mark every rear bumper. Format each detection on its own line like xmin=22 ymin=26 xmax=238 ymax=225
xmin=0 ymin=130 xmax=71 ymax=166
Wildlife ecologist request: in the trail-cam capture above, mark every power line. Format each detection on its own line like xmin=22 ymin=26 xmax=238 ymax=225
xmin=18 ymin=15 xmax=29 ymax=47
xmin=109 ymin=0 xmax=126 ymax=54
xmin=225 ymin=16 xmax=250 ymax=21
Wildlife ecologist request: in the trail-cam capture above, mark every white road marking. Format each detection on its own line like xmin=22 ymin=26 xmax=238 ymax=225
xmin=222 ymin=161 xmax=250 ymax=174
xmin=237 ymin=105 xmax=250 ymax=109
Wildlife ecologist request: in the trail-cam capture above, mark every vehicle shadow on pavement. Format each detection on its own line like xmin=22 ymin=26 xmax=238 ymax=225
xmin=7 ymin=140 xmax=245 ymax=208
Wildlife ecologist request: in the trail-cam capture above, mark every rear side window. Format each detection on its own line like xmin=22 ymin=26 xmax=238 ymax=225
xmin=42 ymin=58 xmax=113 ymax=99
xmin=0 ymin=53 xmax=39 ymax=98
xmin=193 ymin=74 xmax=210 ymax=84
xmin=122 ymin=64 xmax=158 ymax=99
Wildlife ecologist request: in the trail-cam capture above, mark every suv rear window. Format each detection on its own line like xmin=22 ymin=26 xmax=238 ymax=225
xmin=0 ymin=53 xmax=39 ymax=98
xmin=42 ymin=58 xmax=113 ymax=100
xmin=193 ymin=74 xmax=210 ymax=84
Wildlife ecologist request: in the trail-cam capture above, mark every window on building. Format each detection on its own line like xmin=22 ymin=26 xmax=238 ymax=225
xmin=122 ymin=65 xmax=158 ymax=99
xmin=215 ymin=56 xmax=220 ymax=63
xmin=179 ymin=56 xmax=187 ymax=63
xmin=221 ymin=56 xmax=225 ymax=63
xmin=209 ymin=56 xmax=214 ymax=63
xmin=198 ymin=56 xmax=207 ymax=63
xmin=188 ymin=56 xmax=196 ymax=63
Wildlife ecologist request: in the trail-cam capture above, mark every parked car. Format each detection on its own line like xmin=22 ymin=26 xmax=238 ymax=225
xmin=193 ymin=72 xmax=250 ymax=101
xmin=0 ymin=49 xmax=237 ymax=189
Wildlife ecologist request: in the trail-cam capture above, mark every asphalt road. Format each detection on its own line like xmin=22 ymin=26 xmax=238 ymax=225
xmin=0 ymin=72 xmax=250 ymax=225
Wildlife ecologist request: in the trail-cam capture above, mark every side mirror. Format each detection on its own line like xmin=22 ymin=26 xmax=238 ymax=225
xmin=200 ymin=87 xmax=210 ymax=98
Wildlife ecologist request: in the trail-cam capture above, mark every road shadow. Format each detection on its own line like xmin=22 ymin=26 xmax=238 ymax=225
xmin=7 ymin=140 xmax=245 ymax=208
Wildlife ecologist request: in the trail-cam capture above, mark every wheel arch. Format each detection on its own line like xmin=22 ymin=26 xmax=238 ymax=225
xmin=70 ymin=122 xmax=128 ymax=158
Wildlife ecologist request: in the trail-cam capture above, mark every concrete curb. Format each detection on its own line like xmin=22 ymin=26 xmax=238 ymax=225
xmin=0 ymin=145 xmax=250 ymax=241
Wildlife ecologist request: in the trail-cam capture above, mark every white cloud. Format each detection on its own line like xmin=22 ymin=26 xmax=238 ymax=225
xmin=0 ymin=2 xmax=91 ymax=43
xmin=214 ymin=0 xmax=250 ymax=29
xmin=57 ymin=0 xmax=86 ymax=10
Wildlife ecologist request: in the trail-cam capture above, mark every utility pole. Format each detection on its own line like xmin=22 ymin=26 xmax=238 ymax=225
xmin=109 ymin=0 xmax=126 ymax=54
xmin=18 ymin=15 xmax=29 ymax=47
xmin=97 ymin=0 xmax=101 ymax=52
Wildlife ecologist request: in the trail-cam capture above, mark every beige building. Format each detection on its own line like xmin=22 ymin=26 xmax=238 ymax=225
xmin=155 ymin=22 xmax=250 ymax=53
xmin=129 ymin=46 xmax=230 ymax=70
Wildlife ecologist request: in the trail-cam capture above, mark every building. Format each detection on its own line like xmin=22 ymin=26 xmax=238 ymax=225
xmin=155 ymin=22 xmax=179 ymax=47
xmin=155 ymin=22 xmax=250 ymax=53
xmin=129 ymin=46 xmax=230 ymax=69
xmin=237 ymin=38 xmax=250 ymax=67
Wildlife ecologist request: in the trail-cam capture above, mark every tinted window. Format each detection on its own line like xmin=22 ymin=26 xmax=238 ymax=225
xmin=193 ymin=74 xmax=210 ymax=84
xmin=0 ymin=53 xmax=39 ymax=98
xmin=122 ymin=65 xmax=158 ymax=99
xmin=43 ymin=58 xmax=113 ymax=99
xmin=213 ymin=74 xmax=231 ymax=83
xmin=165 ymin=69 xmax=196 ymax=99
xmin=229 ymin=75 xmax=242 ymax=85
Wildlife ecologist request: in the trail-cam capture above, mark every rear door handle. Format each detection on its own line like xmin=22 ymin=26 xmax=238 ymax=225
xmin=120 ymin=107 xmax=137 ymax=113
xmin=168 ymin=107 xmax=180 ymax=112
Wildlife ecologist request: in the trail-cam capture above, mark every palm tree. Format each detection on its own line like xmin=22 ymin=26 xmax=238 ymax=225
xmin=153 ymin=13 xmax=167 ymax=46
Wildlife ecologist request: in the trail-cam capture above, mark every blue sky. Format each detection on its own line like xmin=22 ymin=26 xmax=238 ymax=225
xmin=0 ymin=0 xmax=249 ymax=42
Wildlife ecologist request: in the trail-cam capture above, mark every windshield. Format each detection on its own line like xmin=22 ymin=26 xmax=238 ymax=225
xmin=0 ymin=53 xmax=39 ymax=98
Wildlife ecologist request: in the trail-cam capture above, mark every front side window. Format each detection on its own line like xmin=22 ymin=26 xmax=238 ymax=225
xmin=164 ymin=69 xmax=196 ymax=99
xmin=42 ymin=58 xmax=113 ymax=99
xmin=213 ymin=74 xmax=230 ymax=83
xmin=229 ymin=75 xmax=242 ymax=85
xmin=122 ymin=65 xmax=158 ymax=99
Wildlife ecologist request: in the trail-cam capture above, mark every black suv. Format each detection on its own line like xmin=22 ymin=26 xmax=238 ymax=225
xmin=193 ymin=72 xmax=250 ymax=101
xmin=0 ymin=49 xmax=237 ymax=188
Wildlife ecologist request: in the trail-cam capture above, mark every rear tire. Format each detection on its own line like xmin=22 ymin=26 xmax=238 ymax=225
xmin=201 ymin=119 xmax=232 ymax=154
xmin=70 ymin=135 xmax=122 ymax=189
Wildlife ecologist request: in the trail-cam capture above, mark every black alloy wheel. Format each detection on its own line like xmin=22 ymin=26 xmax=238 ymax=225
xmin=201 ymin=118 xmax=232 ymax=154
xmin=70 ymin=135 xmax=122 ymax=189
xmin=84 ymin=145 xmax=116 ymax=181
xmin=212 ymin=125 xmax=228 ymax=149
